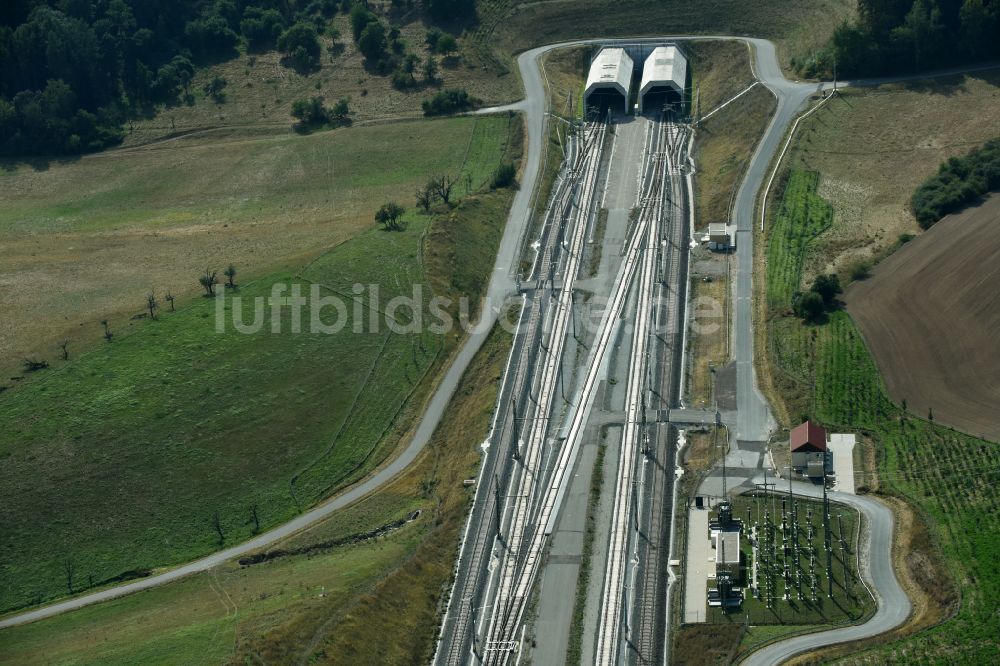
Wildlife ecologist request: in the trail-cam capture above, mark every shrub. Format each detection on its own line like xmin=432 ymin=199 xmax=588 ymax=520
xmin=794 ymin=290 xmax=826 ymax=323
xmin=810 ymin=273 xmax=841 ymax=306
xmin=910 ymin=138 xmax=1000 ymax=228
xmin=422 ymin=88 xmax=477 ymax=116
xmin=492 ymin=163 xmax=517 ymax=189
xmin=848 ymin=259 xmax=872 ymax=281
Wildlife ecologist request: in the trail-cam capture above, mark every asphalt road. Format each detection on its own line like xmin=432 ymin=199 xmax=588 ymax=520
xmin=739 ymin=480 xmax=912 ymax=666
xmin=6 ymin=35 xmax=978 ymax=640
xmin=0 ymin=43 xmax=549 ymax=635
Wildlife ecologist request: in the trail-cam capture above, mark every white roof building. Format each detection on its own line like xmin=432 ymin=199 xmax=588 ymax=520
xmin=639 ymin=45 xmax=687 ymax=113
xmin=585 ymin=47 xmax=634 ymax=113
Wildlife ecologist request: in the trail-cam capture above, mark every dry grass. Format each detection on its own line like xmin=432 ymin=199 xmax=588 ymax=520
xmin=791 ymin=70 xmax=1000 ymax=286
xmin=0 ymin=116 xmax=496 ymax=378
xmin=691 ymin=42 xmax=776 ymax=228
xmin=673 ymin=623 xmax=744 ymax=665
xmin=686 ymin=255 xmax=731 ymax=408
xmin=492 ymin=0 xmax=854 ymax=76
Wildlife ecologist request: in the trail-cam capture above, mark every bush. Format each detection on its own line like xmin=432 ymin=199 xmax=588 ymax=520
xmin=910 ymin=138 xmax=1000 ymax=228
xmin=422 ymin=88 xmax=477 ymax=116
xmin=794 ymin=290 xmax=826 ymax=323
xmin=848 ymin=259 xmax=872 ymax=281
xmin=290 ymin=96 xmax=349 ymax=129
xmin=811 ymin=273 xmax=841 ymax=306
xmin=492 ymin=163 xmax=517 ymax=189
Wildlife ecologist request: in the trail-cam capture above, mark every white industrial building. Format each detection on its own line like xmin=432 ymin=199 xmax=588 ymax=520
xmin=639 ymin=45 xmax=687 ymax=114
xmin=584 ymin=47 xmax=634 ymax=114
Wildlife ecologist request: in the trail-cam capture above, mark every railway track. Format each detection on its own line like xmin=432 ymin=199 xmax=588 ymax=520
xmin=436 ymin=119 xmax=607 ymax=666
xmin=594 ymin=115 xmax=670 ymax=665
xmin=630 ymin=117 xmax=691 ymax=666
xmin=483 ymin=119 xmax=607 ymax=659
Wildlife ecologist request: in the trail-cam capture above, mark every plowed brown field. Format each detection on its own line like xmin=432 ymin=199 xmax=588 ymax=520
xmin=846 ymin=195 xmax=1000 ymax=442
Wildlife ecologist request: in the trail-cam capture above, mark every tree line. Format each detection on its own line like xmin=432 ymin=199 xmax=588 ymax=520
xmin=0 ymin=0 xmax=475 ymax=156
xmin=795 ymin=0 xmax=1000 ymax=78
xmin=911 ymin=137 xmax=1000 ymax=227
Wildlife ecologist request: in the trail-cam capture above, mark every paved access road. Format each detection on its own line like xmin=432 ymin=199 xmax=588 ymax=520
xmin=7 ymin=33 xmax=977 ymax=639
xmin=740 ymin=480 xmax=911 ymax=666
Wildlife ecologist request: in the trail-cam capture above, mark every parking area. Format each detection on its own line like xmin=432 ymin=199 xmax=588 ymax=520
xmin=828 ymin=433 xmax=857 ymax=494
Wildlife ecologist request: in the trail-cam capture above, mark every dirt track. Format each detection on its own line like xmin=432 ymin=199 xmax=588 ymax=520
xmin=847 ymin=195 xmax=1000 ymax=442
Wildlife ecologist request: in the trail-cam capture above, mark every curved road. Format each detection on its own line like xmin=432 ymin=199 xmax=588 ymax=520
xmin=740 ymin=481 xmax=911 ymax=665
xmin=6 ymin=35 xmax=971 ymax=646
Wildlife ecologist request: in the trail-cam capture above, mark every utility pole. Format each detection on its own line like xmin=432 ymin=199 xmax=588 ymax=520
xmin=824 ymin=476 xmax=833 ymax=598
xmin=494 ymin=474 xmax=503 ymax=540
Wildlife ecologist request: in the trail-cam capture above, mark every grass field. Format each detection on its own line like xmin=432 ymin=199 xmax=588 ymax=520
xmin=764 ymin=170 xmax=834 ymax=312
xmin=761 ymin=144 xmax=1000 ymax=662
xmin=688 ymin=41 xmax=777 ymax=230
xmin=0 ymin=114 xmax=520 ymax=615
xmin=0 ymin=115 xmax=514 ymax=380
xmin=0 ymin=311 xmax=514 ymax=664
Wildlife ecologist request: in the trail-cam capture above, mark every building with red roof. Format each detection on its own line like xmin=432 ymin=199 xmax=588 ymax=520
xmin=791 ymin=420 xmax=827 ymax=478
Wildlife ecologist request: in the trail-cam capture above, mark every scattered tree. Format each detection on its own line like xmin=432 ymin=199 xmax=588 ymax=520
xmin=224 ymin=264 xmax=237 ymax=289
xmin=492 ymin=163 xmax=517 ymax=189
xmin=100 ymin=319 xmax=113 ymax=342
xmin=278 ymin=22 xmax=322 ymax=71
xmin=211 ymin=511 xmax=225 ymax=546
xmin=165 ymin=290 xmax=176 ymax=311
xmin=376 ymin=202 xmax=406 ymax=230
xmin=436 ymin=33 xmax=458 ymax=57
xmin=429 ymin=174 xmax=455 ymax=205
xmin=329 ymin=97 xmax=351 ymax=122
xmin=423 ymin=55 xmax=439 ymax=84
xmin=202 ymin=76 xmax=228 ymax=103
xmin=146 ymin=292 xmax=158 ymax=319
xmin=241 ymin=7 xmax=287 ymax=51
xmin=794 ymin=290 xmax=826 ymax=323
xmin=63 ymin=559 xmax=75 ymax=594
xmin=358 ymin=21 xmax=388 ymax=62
xmin=422 ymin=88 xmax=479 ymax=116
xmin=810 ymin=273 xmax=842 ymax=306
xmin=58 ymin=339 xmax=70 ymax=360
xmin=415 ymin=184 xmax=434 ymax=212
xmin=199 ymin=269 xmax=219 ymax=297
xmin=425 ymin=27 xmax=443 ymax=51
xmin=22 ymin=357 xmax=49 ymax=372
xmin=250 ymin=504 xmax=260 ymax=534
xmin=425 ymin=0 xmax=476 ymax=21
